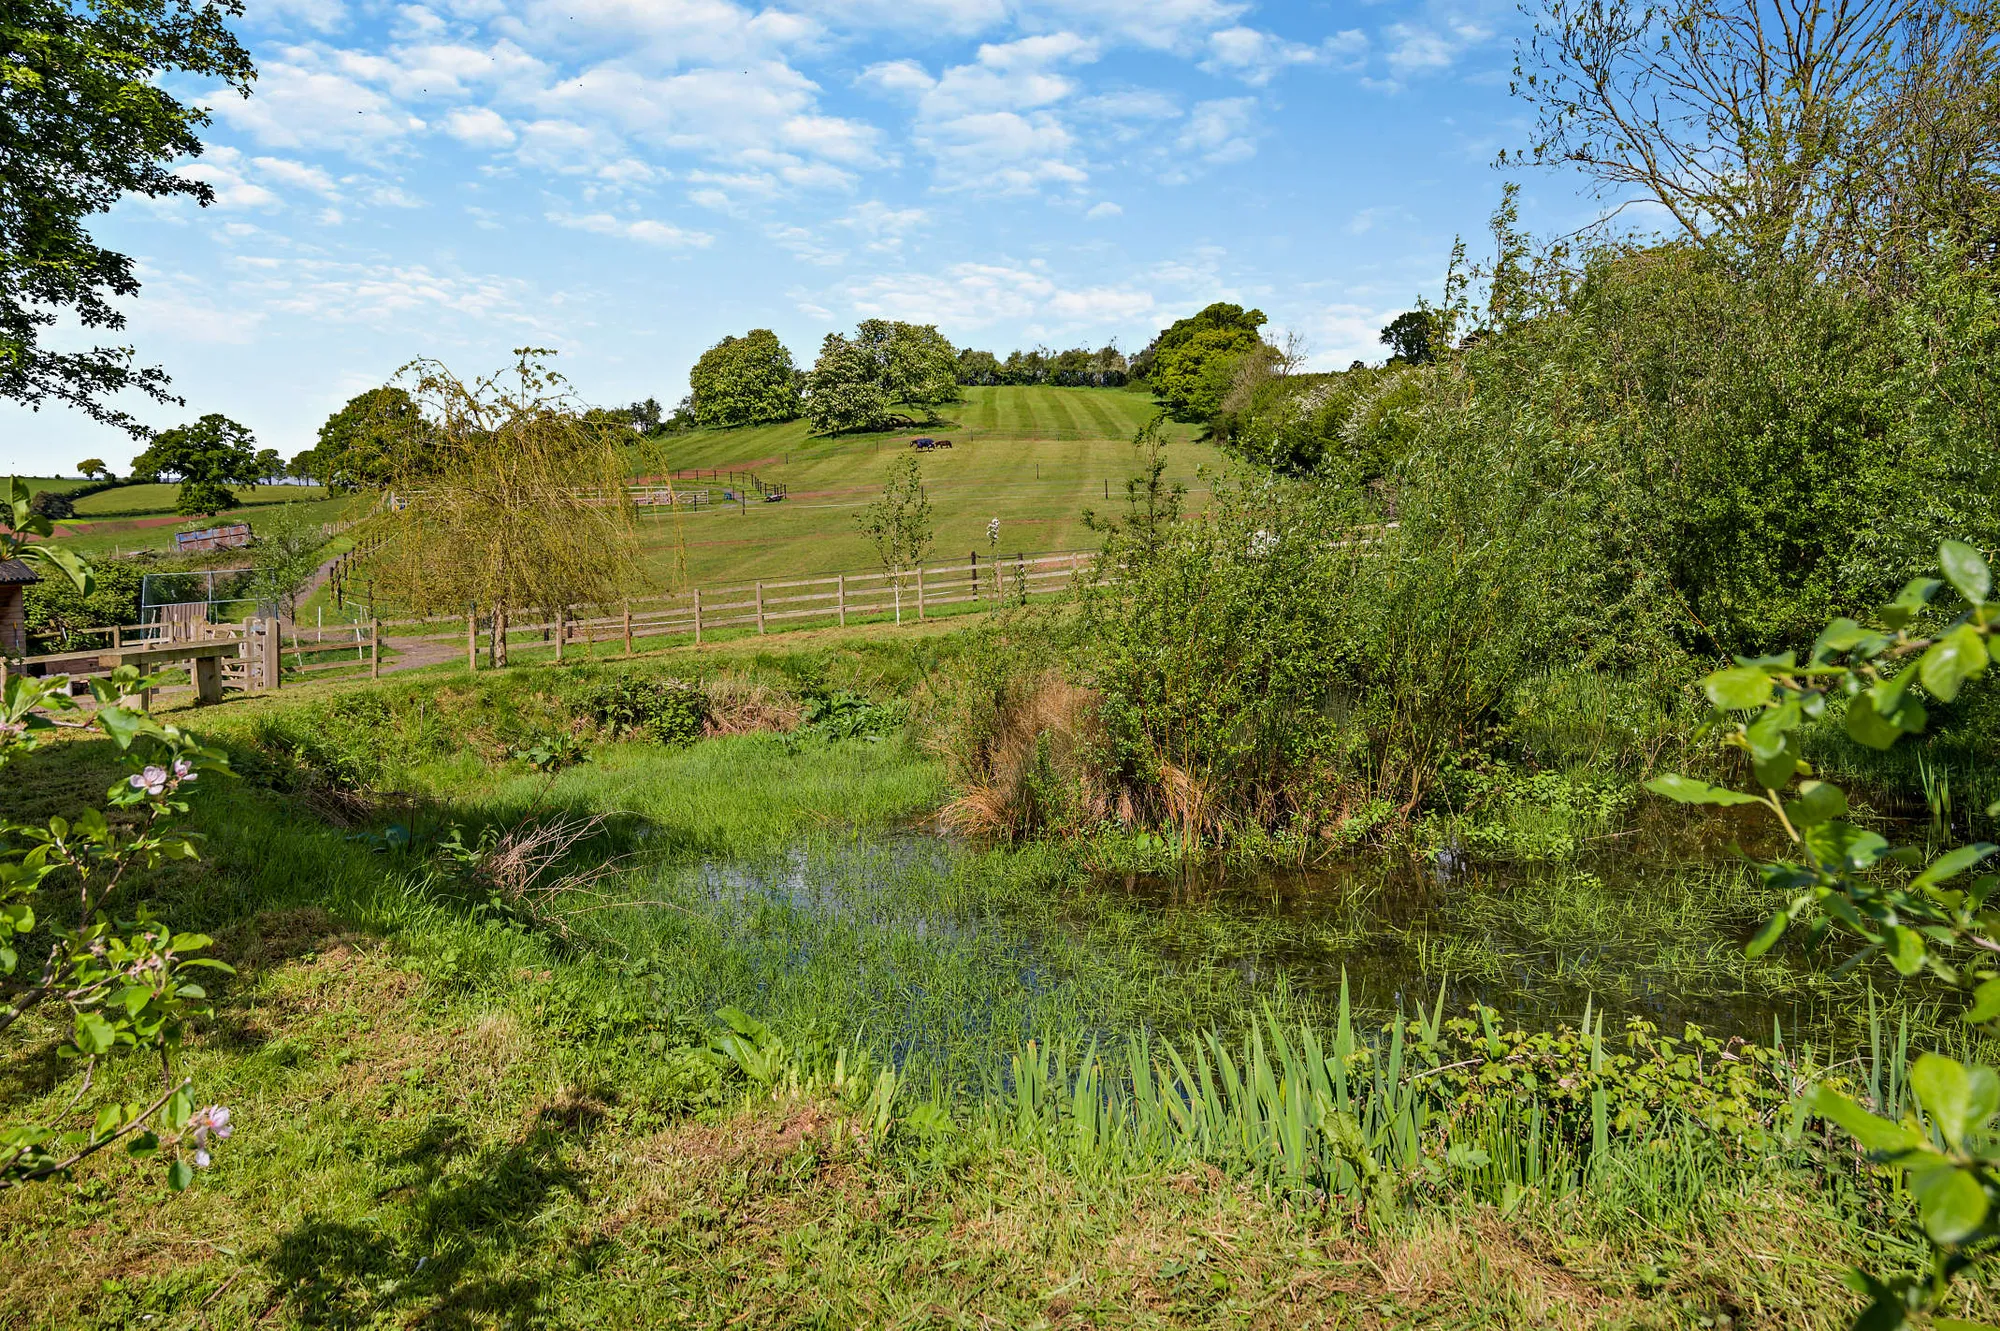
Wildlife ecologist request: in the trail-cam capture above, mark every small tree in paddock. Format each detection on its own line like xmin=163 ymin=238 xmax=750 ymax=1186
xmin=371 ymin=349 xmax=639 ymax=665
xmin=856 ymin=454 xmax=933 ymax=623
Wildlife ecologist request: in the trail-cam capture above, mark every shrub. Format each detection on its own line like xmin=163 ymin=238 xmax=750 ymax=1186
xmin=572 ymin=677 xmax=708 ymax=746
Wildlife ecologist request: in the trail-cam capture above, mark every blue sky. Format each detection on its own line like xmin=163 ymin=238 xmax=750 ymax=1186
xmin=3 ymin=0 xmax=1604 ymax=476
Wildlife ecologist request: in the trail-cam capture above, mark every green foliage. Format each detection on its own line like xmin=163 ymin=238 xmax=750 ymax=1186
xmin=0 ymin=0 xmax=254 ymax=433
xmin=797 ymin=688 xmax=906 ymax=742
xmin=1644 ymin=540 xmax=2000 ymax=1327
xmin=687 ymin=328 xmax=802 ymax=428
xmin=804 ymin=319 xmax=958 ymax=434
xmin=854 ymin=455 xmax=933 ymax=621
xmin=1425 ymin=759 xmax=1631 ymax=862
xmin=572 ymin=677 xmax=708 ymax=745
xmin=1145 ymin=303 xmax=1269 ymax=424
xmin=132 ymin=413 xmax=260 ymax=515
xmin=244 ymin=502 xmax=325 ymax=620
xmin=303 ymin=386 xmax=427 ymax=492
xmin=21 ymin=554 xmax=140 ymax=649
xmin=1379 ymin=308 xmax=1443 ymax=364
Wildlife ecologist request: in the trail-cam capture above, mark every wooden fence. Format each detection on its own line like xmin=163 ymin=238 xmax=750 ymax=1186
xmin=360 ymin=549 xmax=1099 ymax=667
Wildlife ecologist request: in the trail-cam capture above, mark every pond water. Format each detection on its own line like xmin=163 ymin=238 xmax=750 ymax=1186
xmin=613 ymin=825 xmax=1908 ymax=1091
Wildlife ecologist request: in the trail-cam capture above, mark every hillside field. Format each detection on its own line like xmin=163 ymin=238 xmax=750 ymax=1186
xmin=626 ymin=385 xmax=1226 ymax=587
xmin=8 ymin=481 xmax=355 ymax=559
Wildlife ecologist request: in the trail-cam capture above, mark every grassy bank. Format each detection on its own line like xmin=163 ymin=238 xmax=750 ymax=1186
xmin=5 ymin=636 xmax=1993 ymax=1326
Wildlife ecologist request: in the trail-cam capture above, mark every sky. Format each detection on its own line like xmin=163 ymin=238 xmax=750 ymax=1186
xmin=2 ymin=0 xmax=1609 ymax=476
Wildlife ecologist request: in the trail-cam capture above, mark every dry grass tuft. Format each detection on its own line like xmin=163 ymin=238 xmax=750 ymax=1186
xmin=704 ymin=676 xmax=803 ymax=735
xmin=940 ymin=673 xmax=1114 ymax=839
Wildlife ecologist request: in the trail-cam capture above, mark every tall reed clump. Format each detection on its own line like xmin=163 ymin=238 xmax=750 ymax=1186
xmin=371 ymin=349 xmax=639 ymax=665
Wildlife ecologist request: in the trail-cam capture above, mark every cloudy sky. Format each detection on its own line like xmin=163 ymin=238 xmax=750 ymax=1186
xmin=4 ymin=0 xmax=1600 ymax=475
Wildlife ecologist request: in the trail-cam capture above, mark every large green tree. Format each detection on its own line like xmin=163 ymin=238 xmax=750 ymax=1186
xmin=308 ymin=386 xmax=427 ymax=492
xmin=1143 ymin=303 xmax=1269 ymax=423
xmin=2 ymin=0 xmax=254 ymax=433
xmin=803 ymin=320 xmax=959 ymax=434
xmin=133 ymin=412 xmax=258 ymax=515
xmin=687 ymin=329 xmax=802 ymax=427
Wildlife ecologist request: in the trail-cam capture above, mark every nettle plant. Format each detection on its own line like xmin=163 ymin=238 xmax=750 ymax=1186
xmin=2 ymin=484 xmax=234 ymax=1189
xmin=1648 ymin=539 xmax=1999 ymax=1329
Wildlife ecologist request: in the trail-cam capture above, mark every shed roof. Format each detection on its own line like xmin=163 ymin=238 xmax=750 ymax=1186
xmin=0 ymin=558 xmax=43 ymax=585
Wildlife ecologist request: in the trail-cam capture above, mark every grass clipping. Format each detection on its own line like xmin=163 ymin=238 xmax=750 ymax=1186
xmin=373 ymin=350 xmax=639 ymax=649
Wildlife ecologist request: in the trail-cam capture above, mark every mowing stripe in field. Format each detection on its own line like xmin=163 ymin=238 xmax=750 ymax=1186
xmin=1044 ymin=392 xmax=1085 ymax=441
xmin=1013 ymin=390 xmax=1046 ymax=439
xmin=1072 ymin=392 xmax=1127 ymax=438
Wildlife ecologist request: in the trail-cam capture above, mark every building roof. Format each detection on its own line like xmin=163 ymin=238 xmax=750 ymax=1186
xmin=0 ymin=558 xmax=43 ymax=585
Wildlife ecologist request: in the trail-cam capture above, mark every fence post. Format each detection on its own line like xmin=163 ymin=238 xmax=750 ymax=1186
xmin=467 ymin=603 xmax=478 ymax=673
xmin=755 ymin=581 xmax=766 ymax=634
xmin=970 ymin=551 xmax=978 ymax=603
xmin=265 ymin=618 xmax=281 ymax=691
xmin=623 ymin=601 xmax=633 ymax=656
xmin=693 ymin=588 xmax=703 ymax=645
xmin=917 ymin=564 xmax=926 ymax=621
xmin=838 ymin=574 xmax=847 ymax=626
xmin=556 ymin=606 xmax=566 ymax=663
xmin=370 ymin=619 xmax=380 ymax=679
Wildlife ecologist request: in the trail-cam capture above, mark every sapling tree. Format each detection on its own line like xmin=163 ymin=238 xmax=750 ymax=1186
xmin=855 ymin=454 xmax=932 ymax=623
xmin=1646 ymin=538 xmax=2000 ymax=1328
xmin=1 ymin=481 xmax=234 ymax=1188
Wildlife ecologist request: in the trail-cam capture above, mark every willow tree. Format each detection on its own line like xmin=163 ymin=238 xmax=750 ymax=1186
xmin=373 ymin=349 xmax=638 ymax=666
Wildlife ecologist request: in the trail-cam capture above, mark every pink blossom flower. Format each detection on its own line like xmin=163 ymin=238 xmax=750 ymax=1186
xmin=172 ymin=758 xmax=196 ymax=782
xmin=187 ymin=1105 xmax=231 ymax=1167
xmin=129 ymin=765 xmax=169 ymax=795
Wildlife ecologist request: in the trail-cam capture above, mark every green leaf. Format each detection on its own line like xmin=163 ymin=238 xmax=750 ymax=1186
xmin=1934 ymin=1319 xmax=2000 ymax=1331
xmin=1883 ymin=577 xmax=1944 ymax=630
xmin=1913 ymin=844 xmax=1999 ymax=892
xmin=1753 ymin=738 xmax=1801 ymax=792
xmin=1785 ymin=780 xmax=1847 ymax=828
xmin=1911 ymin=1161 xmax=1990 ymax=1244
xmin=1807 ymin=1084 xmax=1925 ymax=1153
xmin=1912 ymin=1054 xmax=1976 ymax=1147
xmin=1845 ymin=692 xmax=1902 ymax=750
xmin=72 ymin=1012 xmax=117 ymax=1056
xmin=1643 ymin=774 xmax=1764 ymax=807
xmin=167 ymin=1159 xmax=194 ymax=1192
xmin=1803 ymin=820 xmax=1890 ymax=871
xmin=1745 ymin=911 xmax=1788 ymax=958
xmin=1703 ymin=666 xmax=1774 ymax=710
xmin=1920 ymin=624 xmax=1989 ymax=703
xmin=1887 ymin=925 xmax=1926 ymax=977
xmin=18 ymin=542 xmax=94 ymax=597
xmin=1812 ymin=617 xmax=1869 ymax=662
xmin=1967 ymin=978 xmax=2000 ymax=1025
xmin=1941 ymin=540 xmax=1992 ymax=605
xmin=96 ymin=707 xmax=146 ymax=751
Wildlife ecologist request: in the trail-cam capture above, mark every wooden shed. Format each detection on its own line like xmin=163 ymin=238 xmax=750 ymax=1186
xmin=0 ymin=558 xmax=40 ymax=657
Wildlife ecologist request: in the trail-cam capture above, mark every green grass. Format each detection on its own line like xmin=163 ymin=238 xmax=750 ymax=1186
xmin=1 ymin=637 xmax=1979 ymax=1328
xmin=626 ymin=386 xmax=1228 ymax=586
xmin=66 ymin=482 xmax=329 ymax=518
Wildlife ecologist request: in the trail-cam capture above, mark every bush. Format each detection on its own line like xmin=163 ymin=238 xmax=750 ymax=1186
xmin=572 ymin=677 xmax=708 ymax=745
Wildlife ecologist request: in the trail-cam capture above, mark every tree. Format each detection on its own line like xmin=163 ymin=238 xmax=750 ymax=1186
xmin=252 ymin=447 xmax=282 ymax=484
xmin=76 ymin=458 xmax=107 ymax=480
xmin=244 ymin=503 xmax=323 ymax=621
xmin=286 ymin=451 xmax=317 ymax=483
xmin=956 ymin=349 xmax=1002 ymax=385
xmin=1379 ymin=310 xmax=1442 ymax=365
xmin=1144 ymin=304 xmax=1269 ymax=423
xmin=312 ymin=386 xmax=427 ymax=493
xmin=627 ymin=397 xmax=663 ymax=433
xmin=687 ymin=329 xmax=803 ymax=428
xmin=2 ymin=0 xmax=255 ymax=434
xmin=28 ymin=489 xmax=74 ymax=520
xmin=804 ymin=321 xmax=959 ymax=434
xmin=855 ymin=454 xmax=933 ymax=623
xmin=804 ymin=334 xmax=890 ymax=435
xmin=1512 ymin=0 xmax=2000 ymax=280
xmin=132 ymin=413 xmax=259 ymax=515
xmin=372 ymin=350 xmax=639 ymax=667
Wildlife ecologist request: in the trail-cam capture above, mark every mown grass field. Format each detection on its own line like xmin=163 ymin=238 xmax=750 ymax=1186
xmin=11 ymin=478 xmax=356 ymax=560
xmin=629 ymin=386 xmax=1226 ymax=586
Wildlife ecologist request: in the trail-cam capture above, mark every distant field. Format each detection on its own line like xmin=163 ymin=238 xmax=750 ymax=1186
xmin=70 ymin=482 xmax=327 ymax=517
xmin=626 ymin=386 xmax=1228 ymax=586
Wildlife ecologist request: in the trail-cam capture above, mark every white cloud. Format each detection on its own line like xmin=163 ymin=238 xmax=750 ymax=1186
xmin=1085 ymin=201 xmax=1121 ymax=219
xmin=207 ymin=59 xmax=427 ymax=155
xmin=1300 ymin=302 xmax=1401 ymax=367
xmin=1201 ymin=26 xmax=1358 ymax=85
xmin=442 ymin=106 xmax=517 ymax=147
xmin=251 ymin=155 xmax=342 ymax=195
xmin=1383 ymin=20 xmax=1493 ymax=77
xmin=827 ymin=261 xmax=1154 ymax=330
xmin=547 ymin=210 xmax=715 ymax=247
xmin=1174 ymin=97 xmax=1259 ymax=166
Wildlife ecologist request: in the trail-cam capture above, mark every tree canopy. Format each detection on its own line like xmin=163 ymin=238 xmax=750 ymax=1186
xmin=803 ymin=320 xmax=959 ymax=434
xmin=1 ymin=0 xmax=255 ymax=434
xmin=1379 ymin=310 xmax=1442 ymax=365
xmin=1145 ymin=304 xmax=1270 ymax=423
xmin=687 ymin=329 xmax=803 ymax=428
xmin=132 ymin=412 xmax=259 ymax=514
xmin=304 ymin=386 xmax=428 ymax=493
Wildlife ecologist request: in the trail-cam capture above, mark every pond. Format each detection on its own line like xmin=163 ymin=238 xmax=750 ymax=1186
xmin=592 ymin=826 xmax=1919 ymax=1094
